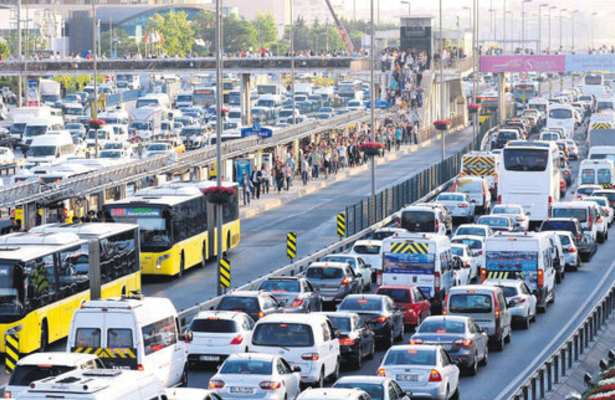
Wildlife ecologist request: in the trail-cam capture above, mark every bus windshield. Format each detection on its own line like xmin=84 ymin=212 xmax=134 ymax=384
xmin=549 ymin=109 xmax=572 ymax=119
xmin=104 ymin=206 xmax=171 ymax=250
xmin=504 ymin=148 xmax=549 ymax=172
xmin=0 ymin=261 xmax=23 ymax=318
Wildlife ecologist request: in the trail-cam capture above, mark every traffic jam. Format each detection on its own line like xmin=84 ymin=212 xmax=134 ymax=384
xmin=3 ymin=74 xmax=615 ymax=400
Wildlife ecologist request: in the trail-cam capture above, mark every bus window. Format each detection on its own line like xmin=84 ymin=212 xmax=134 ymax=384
xmin=581 ymin=169 xmax=596 ymax=185
xmin=504 ymin=148 xmax=548 ymax=172
xmin=598 ymin=169 xmax=612 ymax=185
xmin=549 ymin=109 xmax=572 ymax=119
xmin=75 ymin=328 xmax=101 ymax=348
xmin=142 ymin=316 xmax=177 ymax=355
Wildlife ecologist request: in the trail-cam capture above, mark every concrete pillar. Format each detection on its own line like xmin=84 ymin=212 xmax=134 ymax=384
xmin=240 ymin=73 xmax=252 ymax=126
xmin=498 ymin=73 xmax=507 ymax=124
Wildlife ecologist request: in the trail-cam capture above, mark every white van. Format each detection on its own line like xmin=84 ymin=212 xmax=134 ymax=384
xmin=248 ymin=313 xmax=340 ymax=387
xmin=18 ymin=369 xmax=166 ymax=400
xmin=483 ymin=232 xmax=556 ymax=312
xmin=67 ymin=296 xmax=189 ymax=387
xmin=578 ymin=159 xmax=615 ymax=188
xmin=86 ymin=125 xmax=115 ymax=149
xmin=27 ymin=131 xmax=76 ymax=165
xmin=136 ymin=93 xmax=171 ymax=109
xmin=382 ymin=233 xmax=454 ymax=312
xmin=588 ymin=146 xmax=615 ymax=164
xmin=547 ymin=104 xmax=576 ymax=139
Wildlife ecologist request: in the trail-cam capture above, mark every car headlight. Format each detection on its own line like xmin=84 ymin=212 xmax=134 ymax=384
xmin=156 ymin=254 xmax=171 ymax=269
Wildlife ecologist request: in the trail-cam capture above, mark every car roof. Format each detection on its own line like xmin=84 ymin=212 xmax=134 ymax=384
xmin=457 ymin=224 xmax=488 ymax=230
xmin=299 ymin=388 xmax=368 ymax=399
xmin=225 ymin=352 xmax=277 ymax=362
xmin=353 ymin=240 xmax=383 ymax=246
xmin=449 ymin=284 xmax=501 ymax=293
xmin=343 ymin=294 xmax=387 ymax=301
xmin=258 ymin=313 xmax=328 ymax=325
xmin=194 ymin=310 xmax=248 ymax=320
xmin=317 ymin=311 xmax=358 ymax=319
xmin=377 ymin=284 xmax=416 ymax=290
xmin=422 ymin=315 xmax=470 ymax=323
xmin=554 ymin=201 xmax=594 ymax=208
xmin=224 ymin=290 xmax=263 ymax=298
xmin=483 ymin=279 xmax=523 ymax=288
xmin=451 ymin=234 xmax=485 ymax=242
xmin=308 ymin=261 xmax=349 ymax=269
xmin=17 ymin=352 xmax=98 ymax=366
xmin=335 ymin=375 xmax=389 ymax=385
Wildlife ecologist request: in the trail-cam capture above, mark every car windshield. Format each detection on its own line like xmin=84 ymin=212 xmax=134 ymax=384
xmin=449 ymin=294 xmax=493 ymax=313
xmin=338 ymin=297 xmax=382 ymax=312
xmin=104 ymin=206 xmax=170 ymax=250
xmin=492 ymin=207 xmax=522 ymax=215
xmin=9 ymin=365 xmax=75 ymax=386
xmin=438 ymin=194 xmax=465 ymax=201
xmin=451 ymin=246 xmax=465 ymax=256
xmin=352 ymin=244 xmax=381 ymax=255
xmin=217 ymin=297 xmax=260 ymax=313
xmin=549 ymin=109 xmax=572 ymax=119
xmin=456 ymin=227 xmax=486 ymax=237
xmin=259 ymin=280 xmax=301 ymax=293
xmin=334 ymin=383 xmax=384 ymax=400
xmin=377 ymin=288 xmax=411 ymax=302
xmin=478 ymin=217 xmax=509 ymax=227
xmin=497 ymin=286 xmax=519 ymax=299
xmin=452 ymin=238 xmax=482 ymax=250
xmin=553 ymin=208 xmax=587 ymax=223
xmin=220 ymin=359 xmax=272 ymax=375
xmin=504 ymin=148 xmax=549 ymax=172
xmin=251 ymin=323 xmax=314 ymax=347
xmin=457 ymin=180 xmax=482 ymax=192
xmin=327 ymin=316 xmax=352 ymax=333
xmin=418 ymin=319 xmax=466 ymax=334
xmin=323 ymin=256 xmax=356 ymax=268
xmin=28 ymin=146 xmax=56 ymax=157
xmin=306 ymin=267 xmax=344 ymax=279
xmin=191 ymin=318 xmax=237 ymax=333
xmin=384 ymin=349 xmax=436 ymax=366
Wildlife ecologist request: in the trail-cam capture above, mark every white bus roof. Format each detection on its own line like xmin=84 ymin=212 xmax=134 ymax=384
xmin=31 ymin=222 xmax=138 ymax=239
xmin=79 ymin=296 xmax=177 ymax=327
xmin=0 ymin=231 xmax=82 ymax=246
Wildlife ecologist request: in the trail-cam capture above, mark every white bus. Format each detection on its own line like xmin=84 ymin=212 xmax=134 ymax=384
xmin=499 ymin=142 xmax=561 ymax=225
xmin=582 ymin=74 xmax=608 ymax=98
xmin=547 ymin=104 xmax=576 ymax=139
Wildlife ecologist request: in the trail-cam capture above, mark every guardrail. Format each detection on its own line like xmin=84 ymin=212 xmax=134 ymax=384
xmin=503 ymin=286 xmax=615 ymax=400
xmin=177 ymin=119 xmax=497 ymax=325
xmin=0 ymin=110 xmax=375 ymax=208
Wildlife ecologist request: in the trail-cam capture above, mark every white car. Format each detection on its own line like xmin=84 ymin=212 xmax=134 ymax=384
xmin=0 ymin=146 xmax=15 ymax=164
xmin=450 ymin=243 xmax=478 ymax=285
xmin=248 ymin=313 xmax=340 ymax=387
xmin=297 ymin=388 xmax=371 ymax=400
xmin=585 ymin=195 xmax=613 ymax=228
xmin=575 ymin=184 xmax=602 ymax=200
xmin=142 ymin=142 xmax=174 ymax=158
xmin=349 ymin=240 xmax=384 ymax=275
xmin=435 ymin=192 xmax=475 ymax=222
xmin=450 ymin=235 xmax=486 ymax=270
xmin=555 ymin=231 xmax=581 ymax=270
xmin=4 ymin=352 xmax=104 ymax=399
xmin=483 ymin=279 xmax=537 ymax=330
xmin=378 ymin=344 xmax=460 ymax=400
xmin=187 ymin=311 xmax=255 ymax=366
xmin=453 ymin=224 xmax=493 ymax=238
xmin=491 ymin=204 xmax=530 ymax=231
xmin=321 ymin=253 xmax=373 ymax=290
xmin=166 ymin=388 xmax=222 ymax=400
xmin=333 ymin=376 xmax=412 ymax=400
xmin=209 ymin=353 xmax=301 ymax=400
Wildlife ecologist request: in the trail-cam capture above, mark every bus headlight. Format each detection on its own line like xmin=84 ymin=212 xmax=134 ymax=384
xmin=156 ymin=254 xmax=171 ymax=269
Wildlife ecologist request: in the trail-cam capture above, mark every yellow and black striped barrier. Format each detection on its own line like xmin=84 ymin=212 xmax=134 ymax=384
xmin=4 ymin=328 xmax=20 ymax=373
xmin=287 ymin=232 xmax=297 ymax=260
xmin=591 ymin=122 xmax=612 ymax=130
xmin=336 ymin=213 xmax=346 ymax=238
xmin=219 ymin=257 xmax=231 ymax=288
xmin=390 ymin=241 xmax=429 ymax=254
xmin=73 ymin=347 xmax=137 ymax=359
xmin=486 ymin=271 xmax=512 ymax=280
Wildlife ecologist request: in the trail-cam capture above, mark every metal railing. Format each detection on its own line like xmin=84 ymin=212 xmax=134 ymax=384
xmin=504 ymin=286 xmax=615 ymax=400
xmin=177 ymin=119 xmax=496 ymax=325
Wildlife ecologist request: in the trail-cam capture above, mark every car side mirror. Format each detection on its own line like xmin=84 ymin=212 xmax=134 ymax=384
xmin=292 ymin=365 xmax=301 ymax=373
xmin=334 ymin=330 xmax=342 ymax=339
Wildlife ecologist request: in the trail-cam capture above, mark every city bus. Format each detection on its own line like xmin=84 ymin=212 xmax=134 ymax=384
xmin=582 ymin=74 xmax=608 ymax=97
xmin=477 ymin=94 xmax=499 ymax=124
xmin=102 ymin=180 xmax=240 ymax=277
xmin=498 ymin=142 xmax=561 ymax=226
xmin=547 ymin=104 xmax=576 ymax=139
xmin=0 ymin=224 xmax=140 ymax=355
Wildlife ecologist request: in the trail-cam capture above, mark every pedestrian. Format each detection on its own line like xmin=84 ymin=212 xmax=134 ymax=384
xmin=250 ymin=168 xmax=262 ymax=199
xmin=275 ymin=163 xmax=285 ymax=192
xmin=261 ymin=165 xmax=270 ymax=194
xmin=241 ymin=173 xmax=252 ymax=205
xmin=301 ymin=155 xmax=309 ymax=185
xmin=395 ymin=126 xmax=402 ymax=150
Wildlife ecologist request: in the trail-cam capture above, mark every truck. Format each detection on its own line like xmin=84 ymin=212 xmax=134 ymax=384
xmin=129 ymin=106 xmax=163 ymax=140
xmin=459 ymin=151 xmax=499 ymax=196
xmin=39 ymin=79 xmax=61 ymax=106
xmin=588 ymin=113 xmax=615 ymax=148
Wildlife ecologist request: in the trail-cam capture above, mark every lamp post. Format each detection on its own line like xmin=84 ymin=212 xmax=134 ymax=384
xmin=400 ymin=0 xmax=411 ymax=16
xmin=591 ymin=12 xmax=598 ymax=50
xmin=472 ymin=0 xmax=479 ymax=141
xmin=370 ymin=0 xmax=376 ymax=198
xmin=571 ymin=9 xmax=579 ymax=53
xmin=439 ymin=0 xmax=445 ymax=161
xmin=521 ymin=0 xmax=532 ymax=54
xmin=462 ymin=6 xmax=472 ymax=30
xmin=548 ymin=5 xmax=556 ymax=52
xmin=215 ymin=0 xmax=224 ymax=296
xmin=559 ymin=8 xmax=567 ymax=53
xmin=538 ymin=3 xmax=548 ymax=54
xmin=290 ymin=0 xmax=296 ymax=125
xmin=91 ymin=0 xmax=99 ymax=158
xmin=502 ymin=0 xmax=507 ymax=53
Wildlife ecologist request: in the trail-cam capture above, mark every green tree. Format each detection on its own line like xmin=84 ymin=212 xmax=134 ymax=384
xmin=193 ymin=10 xmax=215 ymax=55
xmin=145 ymin=11 xmax=195 ymax=57
xmin=0 ymin=39 xmax=9 ymax=60
xmin=222 ymin=14 xmax=258 ymax=53
xmin=99 ymin=28 xmax=138 ymax=58
xmin=254 ymin=13 xmax=277 ymax=48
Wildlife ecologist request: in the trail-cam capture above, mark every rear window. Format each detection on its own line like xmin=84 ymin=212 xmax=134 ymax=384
xmin=191 ymin=318 xmax=237 ymax=333
xmin=217 ymin=296 xmax=260 ymax=313
xmin=497 ymin=286 xmax=519 ymax=299
xmin=497 ymin=131 xmax=518 ymax=141
xmin=581 ymin=169 xmax=596 ymax=185
xmin=384 ymin=349 xmax=436 ymax=366
xmin=558 ymin=234 xmax=571 ymax=245
xmin=75 ymin=328 xmax=101 ymax=348
xmin=456 ymin=227 xmax=486 ymax=237
xmin=452 ymin=238 xmax=482 ymax=250
xmin=595 ymin=191 xmax=615 ymax=202
xmin=577 ymin=187 xmax=597 ymax=196
xmin=438 ymin=194 xmax=464 ymax=201
xmin=107 ymin=328 xmax=133 ymax=348
xmin=327 ymin=316 xmax=352 ymax=333
xmin=338 ymin=297 xmax=382 ymax=312
xmin=252 ymin=323 xmax=314 ymax=347
xmin=478 ymin=217 xmax=509 ymax=227
xmin=553 ymin=207 xmax=588 ymax=223
xmin=457 ymin=180 xmax=482 ymax=192
xmin=220 ymin=359 xmax=272 ymax=375
xmin=376 ymin=288 xmax=411 ymax=302
xmin=541 ymin=220 xmax=577 ymax=232
xmin=323 ymin=256 xmax=357 ymax=268
xmin=259 ymin=279 xmax=301 ymax=293
xmin=448 ymin=293 xmax=493 ymax=313
xmin=352 ymin=245 xmax=381 ymax=255
xmin=370 ymin=231 xmax=396 ymax=241
xmin=401 ymin=211 xmax=435 ymax=232
xmin=492 ymin=206 xmax=522 ymax=215
xmin=549 ymin=109 xmax=572 ymax=119
xmin=598 ymin=169 xmax=612 ymax=184
xmin=306 ymin=267 xmax=344 ymax=279
xmin=503 ymin=148 xmax=549 ymax=172
xmin=9 ymin=365 xmax=74 ymax=386
xmin=451 ymin=246 xmax=464 ymax=256
xmin=418 ymin=319 xmax=466 ymax=334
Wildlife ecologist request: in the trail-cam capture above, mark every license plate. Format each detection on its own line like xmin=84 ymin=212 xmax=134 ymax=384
xmin=396 ymin=374 xmax=419 ymax=382
xmin=230 ymin=387 xmax=254 ymax=394
xmin=200 ymin=355 xmax=219 ymax=361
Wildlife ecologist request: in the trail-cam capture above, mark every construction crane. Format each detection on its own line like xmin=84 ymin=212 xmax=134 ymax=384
xmin=323 ymin=0 xmax=355 ymax=54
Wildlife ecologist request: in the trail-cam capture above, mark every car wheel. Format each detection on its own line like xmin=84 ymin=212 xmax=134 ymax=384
xmin=505 ymin=330 xmax=512 ymax=344
xmin=494 ymin=334 xmax=505 ymax=351
xmin=450 ymin=387 xmax=460 ymax=400
xmin=395 ymin=323 xmax=405 ymax=342
xmin=314 ymin=369 xmax=325 ymax=388
xmin=329 ymin=359 xmax=340 ymax=383
xmin=180 ymin=364 xmax=188 ymax=387
xmin=383 ymin=328 xmax=393 ymax=348
xmin=555 ymin=270 xmax=562 ymax=284
xmin=522 ymin=315 xmax=531 ymax=330
xmin=366 ymin=341 xmax=375 ymax=360
xmin=549 ymin=289 xmax=556 ymax=305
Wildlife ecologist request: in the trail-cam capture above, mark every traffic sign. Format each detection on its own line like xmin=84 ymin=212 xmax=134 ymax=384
xmin=219 ymin=257 xmax=231 ymax=289
xmin=240 ymin=125 xmax=273 ymax=139
xmin=336 ymin=212 xmax=346 ymax=238
xmin=287 ymin=232 xmax=297 ymax=260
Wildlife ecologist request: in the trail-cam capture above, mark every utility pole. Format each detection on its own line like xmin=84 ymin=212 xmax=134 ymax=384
xmin=439 ymin=0 xmax=445 ymax=161
xmin=559 ymin=8 xmax=567 ymax=52
xmin=571 ymin=10 xmax=579 ymax=52
xmin=16 ymin=0 xmax=22 ymax=107
xmin=548 ymin=6 xmax=556 ymax=52
xmin=503 ymin=0 xmax=507 ymax=53
xmin=369 ymin=0 xmax=376 ymax=198
xmin=472 ymin=0 xmax=478 ymax=141
xmin=215 ymin=0 xmax=224 ymax=296
xmin=91 ymin=0 xmax=98 ymax=158
xmin=290 ymin=0 xmax=296 ymax=125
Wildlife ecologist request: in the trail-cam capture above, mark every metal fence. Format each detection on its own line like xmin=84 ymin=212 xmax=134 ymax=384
xmin=345 ymin=119 xmax=496 ymax=236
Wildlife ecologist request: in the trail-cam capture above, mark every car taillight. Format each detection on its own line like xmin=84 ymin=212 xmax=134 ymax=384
xmin=454 ymin=338 xmax=474 ymax=348
xmin=372 ymin=316 xmax=389 ymax=324
xmin=459 ymin=203 xmax=468 ymax=208
xmin=137 ymin=364 xmax=144 ymax=371
xmin=565 ymin=246 xmax=577 ymax=253
xmin=576 ymin=233 xmax=582 ymax=242
xmin=257 ymin=311 xmax=265 ymax=319
xmin=493 ymin=293 xmax=501 ymax=320
xmin=537 ymin=269 xmax=544 ymax=288
xmin=410 ymin=338 xmax=424 ymax=344
xmin=339 ymin=337 xmax=356 ymax=346
xmin=377 ymin=367 xmax=386 ymax=376
xmin=442 ymin=293 xmax=448 ymax=315
xmin=435 ymin=219 xmax=440 ymax=232
xmin=428 ymin=369 xmax=443 ymax=382
xmin=340 ymin=276 xmax=352 ymax=286
xmin=497 ymin=194 xmax=502 ymax=204
xmin=259 ymin=381 xmax=282 ymax=390
xmin=480 ymin=268 xmax=487 ymax=283
xmin=230 ymin=335 xmax=244 ymax=345
xmin=209 ymin=380 xmax=225 ymax=389
xmin=548 ymin=196 xmax=553 ymax=216
xmin=516 ymin=216 xmax=524 ymax=221
xmin=434 ymin=272 xmax=441 ymax=294
xmin=301 ymin=353 xmax=320 ymax=361
xmin=290 ymin=298 xmax=304 ymax=308
xmin=3 ymin=391 xmax=12 ymax=399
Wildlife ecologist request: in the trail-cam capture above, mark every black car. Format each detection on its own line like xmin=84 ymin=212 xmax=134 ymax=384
xmin=258 ymin=276 xmax=322 ymax=313
xmin=215 ymin=290 xmax=282 ymax=321
xmin=320 ymin=311 xmax=375 ymax=369
xmin=540 ymin=217 xmax=596 ymax=260
xmin=337 ymin=294 xmax=404 ymax=348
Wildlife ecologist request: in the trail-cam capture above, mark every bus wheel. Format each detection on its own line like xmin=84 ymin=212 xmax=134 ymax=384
xmin=178 ymin=253 xmax=185 ymax=278
xmin=121 ymin=286 xmax=126 ymax=296
xmin=40 ymin=320 xmax=49 ymax=352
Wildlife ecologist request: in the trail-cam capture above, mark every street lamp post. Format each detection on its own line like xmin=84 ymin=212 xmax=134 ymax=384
xmin=400 ymin=0 xmax=411 ymax=16
xmin=548 ymin=6 xmax=556 ymax=52
xmin=462 ymin=6 xmax=472 ymax=30
xmin=571 ymin=9 xmax=579 ymax=53
xmin=215 ymin=0 xmax=224 ymax=296
xmin=472 ymin=0 xmax=479 ymax=142
xmin=591 ymin=12 xmax=598 ymax=50
xmin=91 ymin=0 xmax=98 ymax=157
xmin=439 ymin=0 xmax=445 ymax=161
xmin=521 ymin=0 xmax=532 ymax=54
xmin=538 ymin=3 xmax=548 ymax=54
xmin=370 ymin=0 xmax=376 ymax=198
xmin=559 ymin=8 xmax=567 ymax=53
xmin=290 ymin=0 xmax=296 ymax=125
xmin=502 ymin=0 xmax=507 ymax=53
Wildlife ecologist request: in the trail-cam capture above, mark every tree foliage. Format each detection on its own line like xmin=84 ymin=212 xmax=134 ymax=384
xmin=145 ymin=11 xmax=195 ymax=57
xmin=254 ymin=13 xmax=277 ymax=48
xmin=99 ymin=28 xmax=138 ymax=58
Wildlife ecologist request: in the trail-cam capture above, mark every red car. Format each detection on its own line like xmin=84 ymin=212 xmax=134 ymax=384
xmin=376 ymin=285 xmax=431 ymax=329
